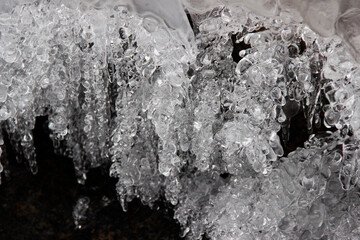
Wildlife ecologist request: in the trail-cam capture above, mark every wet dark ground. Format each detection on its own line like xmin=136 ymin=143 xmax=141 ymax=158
xmin=0 ymin=116 xmax=182 ymax=240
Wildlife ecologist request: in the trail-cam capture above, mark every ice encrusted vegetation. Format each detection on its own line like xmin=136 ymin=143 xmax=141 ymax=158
xmin=2 ymin=0 xmax=360 ymax=239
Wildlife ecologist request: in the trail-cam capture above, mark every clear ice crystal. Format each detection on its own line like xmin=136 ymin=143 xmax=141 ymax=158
xmin=2 ymin=0 xmax=360 ymax=239
xmin=73 ymin=197 xmax=90 ymax=229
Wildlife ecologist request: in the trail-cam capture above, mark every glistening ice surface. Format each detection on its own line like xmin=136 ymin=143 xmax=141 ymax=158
xmin=2 ymin=0 xmax=360 ymax=239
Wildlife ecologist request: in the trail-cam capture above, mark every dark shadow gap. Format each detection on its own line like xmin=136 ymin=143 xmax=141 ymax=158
xmin=0 ymin=116 xmax=183 ymax=240
xmin=231 ymin=33 xmax=251 ymax=63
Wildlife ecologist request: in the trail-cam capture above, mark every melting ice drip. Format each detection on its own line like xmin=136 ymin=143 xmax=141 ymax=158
xmin=2 ymin=0 xmax=360 ymax=239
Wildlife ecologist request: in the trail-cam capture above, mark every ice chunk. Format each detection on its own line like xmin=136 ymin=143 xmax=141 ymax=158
xmin=73 ymin=197 xmax=90 ymax=229
xmin=128 ymin=0 xmax=196 ymax=57
xmin=336 ymin=8 xmax=360 ymax=62
xmin=181 ymin=0 xmax=218 ymax=14
xmin=0 ymin=0 xmax=34 ymax=14
xmin=240 ymin=0 xmax=280 ymax=17
xmin=298 ymin=0 xmax=339 ymax=37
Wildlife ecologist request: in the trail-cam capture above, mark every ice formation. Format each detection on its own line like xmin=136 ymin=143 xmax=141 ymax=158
xmin=2 ymin=0 xmax=360 ymax=239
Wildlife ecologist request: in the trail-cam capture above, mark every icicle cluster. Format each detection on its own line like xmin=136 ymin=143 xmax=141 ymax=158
xmin=2 ymin=0 xmax=360 ymax=239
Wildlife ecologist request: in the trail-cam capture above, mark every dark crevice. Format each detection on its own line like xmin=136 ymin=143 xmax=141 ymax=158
xmin=278 ymin=96 xmax=337 ymax=157
xmin=252 ymin=27 xmax=267 ymax=33
xmin=298 ymin=38 xmax=306 ymax=55
xmin=0 ymin=116 xmax=183 ymax=240
xmin=220 ymin=172 xmax=230 ymax=179
xmin=187 ymin=67 xmax=195 ymax=77
xmin=231 ymin=33 xmax=251 ymax=63
xmin=107 ymin=62 xmax=118 ymax=120
xmin=119 ymin=27 xmax=126 ymax=39
xmin=186 ymin=12 xmax=195 ymax=32
xmin=279 ymin=108 xmax=310 ymax=157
